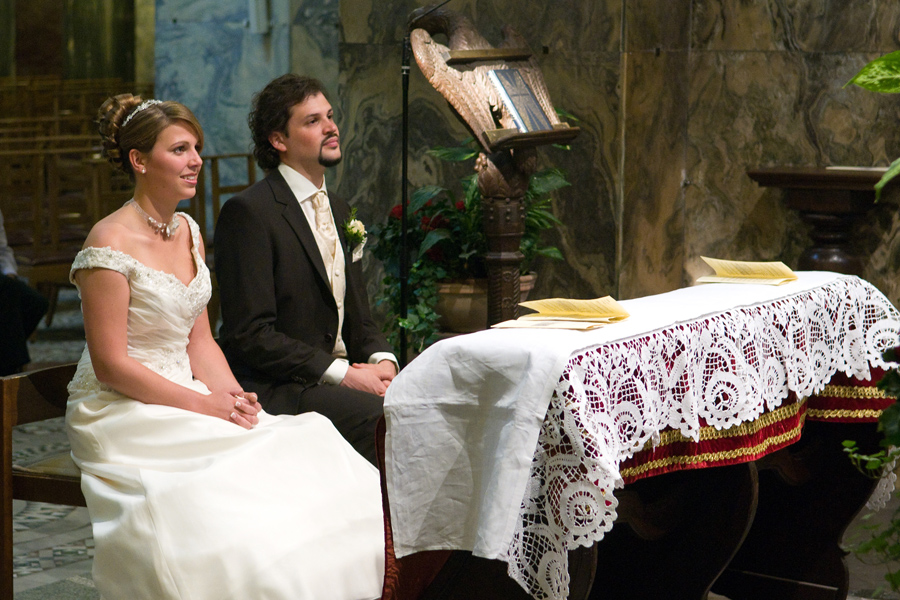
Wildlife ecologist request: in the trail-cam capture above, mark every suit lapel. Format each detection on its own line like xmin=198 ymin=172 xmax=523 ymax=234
xmin=267 ymin=171 xmax=331 ymax=286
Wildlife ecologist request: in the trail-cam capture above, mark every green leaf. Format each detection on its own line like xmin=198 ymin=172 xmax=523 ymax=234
xmin=528 ymin=168 xmax=571 ymax=198
xmin=847 ymin=51 xmax=900 ymax=93
xmin=526 ymin=207 xmax=563 ymax=228
xmin=537 ymin=246 xmax=564 ymax=261
xmin=879 ymin=402 xmax=900 ymax=446
xmin=428 ymin=145 xmax=480 ymax=162
xmin=874 ymin=155 xmax=900 ymax=201
xmin=418 ymin=228 xmax=451 ymax=257
xmin=878 ymin=368 xmax=900 ymax=398
xmin=884 ymin=346 xmax=900 ymax=363
xmin=410 ymin=185 xmax=446 ymax=213
xmin=555 ymin=107 xmax=580 ymax=122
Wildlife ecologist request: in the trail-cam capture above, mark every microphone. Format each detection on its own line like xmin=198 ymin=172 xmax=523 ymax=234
xmin=399 ymin=0 xmax=453 ymax=368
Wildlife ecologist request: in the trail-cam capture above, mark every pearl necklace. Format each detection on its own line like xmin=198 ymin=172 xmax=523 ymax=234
xmin=128 ymin=199 xmax=180 ymax=239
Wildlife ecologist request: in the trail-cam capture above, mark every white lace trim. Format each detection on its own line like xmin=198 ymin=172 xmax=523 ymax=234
xmin=503 ymin=276 xmax=900 ymax=600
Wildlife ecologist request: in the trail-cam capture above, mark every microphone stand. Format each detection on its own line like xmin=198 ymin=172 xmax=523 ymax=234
xmin=399 ymin=0 xmax=451 ymax=369
xmin=400 ymin=32 xmax=411 ymax=369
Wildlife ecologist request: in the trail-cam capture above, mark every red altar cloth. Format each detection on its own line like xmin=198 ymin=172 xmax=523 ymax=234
xmin=619 ymin=368 xmax=895 ymax=484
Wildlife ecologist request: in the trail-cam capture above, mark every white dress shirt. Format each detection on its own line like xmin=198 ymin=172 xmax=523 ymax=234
xmin=277 ymin=164 xmax=396 ymax=384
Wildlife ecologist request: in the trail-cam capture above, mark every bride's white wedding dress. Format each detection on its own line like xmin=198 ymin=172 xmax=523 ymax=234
xmin=66 ymin=213 xmax=384 ymax=600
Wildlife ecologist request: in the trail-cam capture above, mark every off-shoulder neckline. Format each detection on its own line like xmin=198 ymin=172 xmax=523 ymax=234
xmin=76 ymin=212 xmax=204 ymax=288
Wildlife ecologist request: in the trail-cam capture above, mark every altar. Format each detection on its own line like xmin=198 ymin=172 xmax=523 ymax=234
xmin=383 ymin=272 xmax=900 ymax=600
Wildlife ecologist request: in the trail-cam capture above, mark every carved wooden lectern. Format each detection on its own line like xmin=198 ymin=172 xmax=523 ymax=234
xmin=408 ymin=6 xmax=579 ymax=325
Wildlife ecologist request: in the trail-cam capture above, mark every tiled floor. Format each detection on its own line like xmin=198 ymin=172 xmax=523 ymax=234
xmin=13 ymin=500 xmax=96 ymax=598
xmin=11 ymin=287 xmax=900 ymax=599
xmin=14 ymin=289 xmax=98 ymax=599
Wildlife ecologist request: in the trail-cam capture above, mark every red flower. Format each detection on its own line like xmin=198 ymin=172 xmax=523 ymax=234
xmin=389 ymin=204 xmax=403 ymax=219
xmin=455 ymin=200 xmax=465 ymax=211
xmin=421 ymin=214 xmax=449 ymax=231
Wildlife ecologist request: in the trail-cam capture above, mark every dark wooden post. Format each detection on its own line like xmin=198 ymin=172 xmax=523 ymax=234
xmin=476 ymin=151 xmax=532 ymax=325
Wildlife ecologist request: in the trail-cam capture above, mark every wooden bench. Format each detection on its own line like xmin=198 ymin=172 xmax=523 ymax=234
xmin=1 ymin=363 xmax=83 ymax=600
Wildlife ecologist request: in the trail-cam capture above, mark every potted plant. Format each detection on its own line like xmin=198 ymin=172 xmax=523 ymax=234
xmin=370 ymin=138 xmax=569 ymax=356
xmin=846 ymin=50 xmax=900 ymax=199
xmin=841 ymin=49 xmax=900 ymax=592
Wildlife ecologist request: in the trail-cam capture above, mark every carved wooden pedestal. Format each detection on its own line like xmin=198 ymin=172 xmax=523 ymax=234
xmin=747 ymin=167 xmax=885 ymax=275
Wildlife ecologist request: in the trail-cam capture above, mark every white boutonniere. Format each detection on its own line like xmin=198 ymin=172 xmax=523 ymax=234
xmin=343 ymin=207 xmax=367 ymax=263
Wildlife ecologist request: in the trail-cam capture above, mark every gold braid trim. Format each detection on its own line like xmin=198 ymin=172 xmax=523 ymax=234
xmin=806 ymin=408 xmax=883 ymax=420
xmin=651 ymin=400 xmax=805 ymax=448
xmin=817 ymin=384 xmax=891 ymax=400
xmin=621 ymin=423 xmax=803 ymax=480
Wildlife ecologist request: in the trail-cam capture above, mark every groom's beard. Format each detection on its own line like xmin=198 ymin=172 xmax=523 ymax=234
xmin=319 ymin=135 xmax=342 ymax=168
xmin=320 ymin=154 xmax=342 ymax=168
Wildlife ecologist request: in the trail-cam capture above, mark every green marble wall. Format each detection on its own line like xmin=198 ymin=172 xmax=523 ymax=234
xmin=334 ymin=0 xmax=900 ymax=306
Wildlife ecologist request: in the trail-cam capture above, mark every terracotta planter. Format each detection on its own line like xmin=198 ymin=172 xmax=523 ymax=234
xmin=435 ymin=272 xmax=536 ymax=333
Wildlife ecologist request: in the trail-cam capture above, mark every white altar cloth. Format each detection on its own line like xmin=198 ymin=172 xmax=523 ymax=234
xmin=384 ymin=272 xmax=900 ymax=600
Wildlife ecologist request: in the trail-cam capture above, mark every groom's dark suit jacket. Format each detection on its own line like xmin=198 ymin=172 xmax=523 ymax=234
xmin=214 ymin=169 xmax=391 ymax=420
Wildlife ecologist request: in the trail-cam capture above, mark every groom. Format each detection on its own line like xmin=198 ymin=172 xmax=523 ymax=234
xmin=214 ymin=74 xmax=397 ymax=464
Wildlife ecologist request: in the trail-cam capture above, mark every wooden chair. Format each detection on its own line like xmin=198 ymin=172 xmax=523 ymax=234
xmin=1 ymin=146 xmax=99 ymax=325
xmin=191 ymin=153 xmax=257 ymax=329
xmin=190 ymin=153 xmax=257 ymax=242
xmin=1 ymin=363 xmax=84 ymax=599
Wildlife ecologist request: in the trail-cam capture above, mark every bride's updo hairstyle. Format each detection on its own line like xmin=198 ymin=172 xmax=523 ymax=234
xmin=97 ymin=94 xmax=205 ymax=180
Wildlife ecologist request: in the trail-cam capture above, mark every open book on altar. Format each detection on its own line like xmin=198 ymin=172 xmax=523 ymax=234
xmin=696 ymin=256 xmax=798 ymax=286
xmin=491 ymin=296 xmax=630 ymax=330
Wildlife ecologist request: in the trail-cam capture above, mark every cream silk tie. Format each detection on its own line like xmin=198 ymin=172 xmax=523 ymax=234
xmin=310 ymin=190 xmax=347 ymax=357
xmin=312 ymin=190 xmax=338 ymax=260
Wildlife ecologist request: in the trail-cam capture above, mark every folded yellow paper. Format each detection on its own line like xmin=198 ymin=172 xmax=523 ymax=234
xmin=491 ymin=296 xmax=630 ymax=330
xmin=696 ymin=256 xmax=798 ymax=286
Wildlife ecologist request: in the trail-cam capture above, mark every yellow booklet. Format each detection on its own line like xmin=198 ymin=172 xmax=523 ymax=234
xmin=696 ymin=256 xmax=798 ymax=286
xmin=491 ymin=296 xmax=630 ymax=330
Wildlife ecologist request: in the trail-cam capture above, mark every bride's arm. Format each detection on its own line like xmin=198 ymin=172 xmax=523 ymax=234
xmin=187 ymin=305 xmax=258 ymax=405
xmin=185 ymin=236 xmax=261 ymax=416
xmin=78 ymin=265 xmax=258 ymax=429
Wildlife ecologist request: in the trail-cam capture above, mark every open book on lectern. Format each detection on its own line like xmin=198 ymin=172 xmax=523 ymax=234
xmin=487 ymin=69 xmax=554 ymax=133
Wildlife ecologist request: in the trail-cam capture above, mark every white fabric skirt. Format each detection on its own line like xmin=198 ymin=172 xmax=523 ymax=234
xmin=67 ymin=380 xmax=385 ymax=600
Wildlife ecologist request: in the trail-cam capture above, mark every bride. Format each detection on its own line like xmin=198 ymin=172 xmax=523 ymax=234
xmin=66 ymin=94 xmax=385 ymax=600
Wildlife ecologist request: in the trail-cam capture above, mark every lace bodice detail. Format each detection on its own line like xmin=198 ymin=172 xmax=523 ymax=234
xmin=67 ymin=213 xmax=211 ymax=396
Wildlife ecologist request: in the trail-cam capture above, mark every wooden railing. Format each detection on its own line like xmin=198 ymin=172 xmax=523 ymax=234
xmin=0 ymin=140 xmax=257 ymax=327
xmin=0 ymin=77 xmax=153 ymax=119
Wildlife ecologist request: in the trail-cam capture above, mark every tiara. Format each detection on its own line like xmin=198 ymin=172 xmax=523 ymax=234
xmin=122 ymin=99 xmax=163 ymax=127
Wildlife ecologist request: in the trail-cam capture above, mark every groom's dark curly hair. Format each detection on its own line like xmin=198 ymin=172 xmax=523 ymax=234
xmin=249 ymin=74 xmax=330 ymax=171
